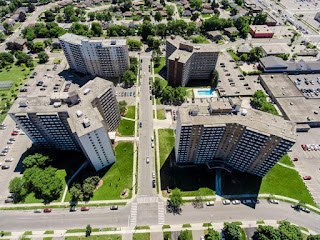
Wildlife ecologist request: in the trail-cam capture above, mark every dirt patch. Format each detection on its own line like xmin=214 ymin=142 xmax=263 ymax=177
xmin=120 ymin=188 xmax=130 ymax=198
xmin=94 ymin=179 xmax=103 ymax=192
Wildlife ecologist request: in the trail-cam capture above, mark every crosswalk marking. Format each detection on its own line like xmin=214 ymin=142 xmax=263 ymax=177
xmin=137 ymin=197 xmax=158 ymax=204
xmin=130 ymin=203 xmax=138 ymax=227
xmin=158 ymin=202 xmax=165 ymax=225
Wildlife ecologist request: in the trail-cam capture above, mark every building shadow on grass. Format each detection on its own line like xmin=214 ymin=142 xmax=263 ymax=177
xmin=160 ymin=149 xmax=263 ymax=209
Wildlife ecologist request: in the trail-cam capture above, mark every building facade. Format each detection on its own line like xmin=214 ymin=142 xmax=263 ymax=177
xmin=9 ymin=78 xmax=121 ymax=171
xmin=175 ymin=103 xmax=296 ymax=177
xmin=59 ymin=33 xmax=130 ymax=78
xmin=166 ymin=36 xmax=219 ymax=87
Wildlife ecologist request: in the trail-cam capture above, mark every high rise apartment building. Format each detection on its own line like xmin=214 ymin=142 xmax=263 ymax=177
xmin=9 ymin=78 xmax=121 ymax=171
xmin=175 ymin=101 xmax=296 ymax=177
xmin=166 ymin=36 xmax=219 ymax=87
xmin=59 ymin=33 xmax=130 ymax=78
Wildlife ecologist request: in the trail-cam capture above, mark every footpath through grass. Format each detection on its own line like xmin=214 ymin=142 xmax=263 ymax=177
xmin=125 ymin=106 xmax=135 ymax=119
xmin=278 ymin=154 xmax=294 ymax=167
xmin=117 ymin=119 xmax=135 ymax=136
xmin=91 ymin=142 xmax=133 ymax=200
xmin=158 ymin=129 xmax=175 ymax=167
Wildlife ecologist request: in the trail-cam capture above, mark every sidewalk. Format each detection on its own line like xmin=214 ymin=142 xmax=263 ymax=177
xmin=1 ymin=220 xmax=316 ymax=239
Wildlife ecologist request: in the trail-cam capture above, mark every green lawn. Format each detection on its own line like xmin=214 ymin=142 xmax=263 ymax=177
xmin=0 ymin=62 xmax=36 ymax=123
xmin=90 ymin=142 xmax=134 ymax=200
xmin=180 ymin=187 xmax=215 ymax=197
xmin=182 ymin=224 xmax=191 ymax=228
xmin=117 ymin=119 xmax=135 ymax=136
xmin=202 ymin=14 xmax=211 ymax=18
xmin=65 ymin=235 xmax=121 ymax=240
xmin=19 ymin=169 xmax=67 ymax=204
xmin=240 ymin=228 xmax=247 ymax=240
xmin=154 ymin=57 xmax=165 ymax=74
xmin=125 ymin=106 xmax=136 ymax=119
xmin=133 ymin=233 xmax=150 ymax=240
xmin=260 ymin=164 xmax=315 ymax=206
xmin=278 ymin=154 xmax=294 ymax=167
xmin=66 ymin=229 xmax=85 ymax=233
xmin=44 ymin=231 xmax=54 ymax=234
xmin=157 ymin=109 xmax=165 ymax=120
xmin=158 ymin=129 xmax=175 ymax=167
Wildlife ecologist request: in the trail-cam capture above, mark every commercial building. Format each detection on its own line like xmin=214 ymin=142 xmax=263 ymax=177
xmin=250 ymin=25 xmax=274 ymax=38
xmin=259 ymin=56 xmax=320 ymax=74
xmin=175 ymin=100 xmax=296 ymax=177
xmin=166 ymin=36 xmax=219 ymax=87
xmin=59 ymin=33 xmax=130 ymax=78
xmin=9 ymin=78 xmax=121 ymax=171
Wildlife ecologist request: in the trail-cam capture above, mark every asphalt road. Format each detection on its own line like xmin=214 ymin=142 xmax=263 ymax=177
xmin=137 ymin=53 xmax=157 ymax=197
xmin=0 ymin=201 xmax=319 ymax=232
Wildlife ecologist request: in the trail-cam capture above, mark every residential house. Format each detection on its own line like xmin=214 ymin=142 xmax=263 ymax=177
xmin=237 ymin=44 xmax=252 ymax=54
xmin=206 ymin=31 xmax=224 ymax=41
xmin=182 ymin=10 xmax=192 ymax=17
xmin=224 ymin=27 xmax=238 ymax=37
xmin=6 ymin=39 xmax=27 ymax=51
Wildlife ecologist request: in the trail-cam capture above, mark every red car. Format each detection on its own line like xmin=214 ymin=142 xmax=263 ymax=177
xmin=301 ymin=144 xmax=307 ymax=151
xmin=43 ymin=208 xmax=52 ymax=213
xmin=81 ymin=207 xmax=89 ymax=211
xmin=293 ymin=158 xmax=298 ymax=161
xmin=11 ymin=132 xmax=18 ymax=136
xmin=303 ymin=176 xmax=312 ymax=180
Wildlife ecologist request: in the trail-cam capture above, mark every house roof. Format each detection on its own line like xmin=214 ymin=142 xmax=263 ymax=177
xmin=260 ymin=56 xmax=288 ymax=69
xmin=238 ymin=44 xmax=252 ymax=53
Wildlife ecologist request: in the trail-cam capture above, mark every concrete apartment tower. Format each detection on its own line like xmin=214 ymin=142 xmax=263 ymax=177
xmin=59 ymin=33 xmax=130 ymax=78
xmin=175 ymin=100 xmax=296 ymax=177
xmin=9 ymin=78 xmax=121 ymax=171
xmin=166 ymin=35 xmax=219 ymax=87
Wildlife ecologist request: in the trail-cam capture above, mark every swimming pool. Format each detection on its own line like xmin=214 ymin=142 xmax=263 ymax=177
xmin=197 ymin=90 xmax=214 ymax=96
xmin=193 ymin=88 xmax=217 ymax=98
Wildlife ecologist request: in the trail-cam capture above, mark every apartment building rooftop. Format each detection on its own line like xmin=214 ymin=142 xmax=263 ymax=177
xmin=59 ymin=33 xmax=127 ymax=46
xmin=10 ymin=77 xmax=114 ymax=137
xmin=178 ymin=106 xmax=296 ymax=141
xmin=167 ymin=35 xmax=219 ymax=53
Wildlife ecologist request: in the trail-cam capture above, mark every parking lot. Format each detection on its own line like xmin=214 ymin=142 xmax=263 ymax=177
xmin=289 ymin=74 xmax=320 ymax=99
xmin=115 ymin=85 xmax=137 ymax=106
xmin=289 ymin=128 xmax=320 ymax=205
xmin=216 ymin=52 xmax=265 ymax=97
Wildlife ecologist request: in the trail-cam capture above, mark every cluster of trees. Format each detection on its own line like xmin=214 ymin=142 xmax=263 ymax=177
xmin=238 ymin=46 xmax=265 ymax=62
xmin=9 ymin=153 xmax=63 ymax=203
xmin=127 ymin=39 xmax=142 ymax=51
xmin=22 ymin=22 xmax=66 ymax=41
xmin=167 ymin=188 xmax=184 ymax=213
xmin=118 ymin=100 xmax=128 ymax=116
xmin=0 ymin=52 xmax=14 ymax=69
xmin=251 ymin=90 xmax=278 ymax=116
xmin=88 ymin=11 xmax=112 ymax=22
xmin=14 ymin=51 xmax=34 ymax=67
xmin=61 ymin=5 xmax=86 ymax=23
xmin=69 ymin=176 xmax=101 ymax=201
xmin=153 ymin=77 xmax=187 ymax=105
xmin=63 ymin=21 xmax=104 ymax=37
xmin=0 ymin=0 xmax=23 ymax=17
xmin=121 ymin=56 xmax=138 ymax=87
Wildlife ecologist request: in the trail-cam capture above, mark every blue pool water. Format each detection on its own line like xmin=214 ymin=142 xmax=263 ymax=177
xmin=197 ymin=90 xmax=214 ymax=96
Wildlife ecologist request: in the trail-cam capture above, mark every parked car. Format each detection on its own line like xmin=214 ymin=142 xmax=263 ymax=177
xmin=232 ymin=200 xmax=241 ymax=205
xmin=0 ymin=152 xmax=7 ymax=156
xmin=206 ymin=201 xmax=215 ymax=206
xmin=5 ymin=158 xmax=13 ymax=162
xmin=43 ymin=208 xmax=52 ymax=213
xmin=152 ymin=171 xmax=156 ymax=179
xmin=152 ymin=179 xmax=156 ymax=188
xmin=81 ymin=206 xmax=89 ymax=211
xmin=2 ymin=165 xmax=10 ymax=169
xmin=303 ymin=176 xmax=312 ymax=180
xmin=140 ymin=122 xmax=142 ymax=128
xmin=151 ymin=142 xmax=154 ymax=148
xmin=34 ymin=209 xmax=42 ymax=213
xmin=5 ymin=199 xmax=13 ymax=203
xmin=293 ymin=158 xmax=298 ymax=161
xmin=70 ymin=206 xmax=77 ymax=212
xmin=301 ymin=207 xmax=310 ymax=213
xmin=7 ymin=140 xmax=14 ymax=144
xmin=222 ymin=200 xmax=231 ymax=205
xmin=269 ymin=199 xmax=279 ymax=204
xmin=242 ymin=199 xmax=252 ymax=204
xmin=146 ymin=157 xmax=150 ymax=164
xmin=110 ymin=205 xmax=118 ymax=210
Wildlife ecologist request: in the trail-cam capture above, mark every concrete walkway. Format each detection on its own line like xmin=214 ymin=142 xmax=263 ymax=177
xmin=1 ymin=220 xmax=315 ymax=239
xmin=277 ymin=162 xmax=296 ymax=170
xmin=122 ymin=117 xmax=136 ymax=121
xmin=115 ymin=136 xmax=138 ymax=142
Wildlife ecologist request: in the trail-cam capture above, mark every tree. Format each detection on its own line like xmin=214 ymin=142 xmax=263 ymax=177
xmin=139 ymin=21 xmax=155 ymax=41
xmin=192 ymin=190 xmax=203 ymax=208
xmin=207 ymin=228 xmax=222 ymax=240
xmin=223 ymin=223 xmax=241 ymax=240
xmin=32 ymin=41 xmax=46 ymax=53
xmin=166 ymin=5 xmax=174 ymax=20
xmin=191 ymin=12 xmax=200 ymax=21
xmin=14 ymin=51 xmax=33 ymax=67
xmin=235 ymin=0 xmax=244 ymax=6
xmin=28 ymin=3 xmax=35 ymax=12
xmin=0 ymin=32 xmax=5 ymax=42
xmin=221 ymin=0 xmax=230 ymax=9
xmin=0 ymin=52 xmax=14 ymax=67
xmin=147 ymin=35 xmax=155 ymax=49
xmin=9 ymin=177 xmax=26 ymax=202
xmin=156 ymin=23 xmax=167 ymax=37
xmin=253 ymin=225 xmax=280 ymax=240
xmin=118 ymin=100 xmax=128 ymax=116
xmin=249 ymin=47 xmax=264 ymax=61
xmin=69 ymin=183 xmax=83 ymax=201
xmin=64 ymin=5 xmax=75 ymax=22
xmin=44 ymin=10 xmax=55 ymax=22
xmin=308 ymin=235 xmax=320 ymax=240
xmin=168 ymin=188 xmax=184 ymax=213
xmin=90 ymin=22 xmax=102 ymax=37
xmin=210 ymin=70 xmax=219 ymax=88
xmin=127 ymin=39 xmax=142 ymax=50
xmin=23 ymin=153 xmax=52 ymax=169
xmin=18 ymin=11 xmax=26 ymax=22
xmin=179 ymin=230 xmax=192 ymax=240
xmin=3 ymin=22 xmax=13 ymax=35
xmin=189 ymin=0 xmax=203 ymax=10
xmin=278 ymin=221 xmax=302 ymax=240
xmin=38 ymin=51 xmax=49 ymax=64
xmin=234 ymin=16 xmax=250 ymax=38
xmin=253 ymin=13 xmax=267 ymax=25
xmin=86 ymin=225 xmax=92 ymax=237
xmin=230 ymin=7 xmax=238 ymax=16
xmin=82 ymin=176 xmax=100 ymax=200
xmin=121 ymin=70 xmax=136 ymax=86
xmin=155 ymin=11 xmax=162 ymax=22
xmin=88 ymin=12 xmax=95 ymax=21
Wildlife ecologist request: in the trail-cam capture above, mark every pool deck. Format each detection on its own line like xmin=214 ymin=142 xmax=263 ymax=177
xmin=193 ymin=88 xmax=218 ymax=98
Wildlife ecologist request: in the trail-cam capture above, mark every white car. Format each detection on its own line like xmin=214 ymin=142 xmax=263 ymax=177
xmin=20 ymin=132 xmax=25 ymax=135
xmin=269 ymin=199 xmax=279 ymax=204
xmin=232 ymin=200 xmax=241 ymax=205
xmin=34 ymin=209 xmax=42 ymax=213
xmin=4 ymin=146 xmax=10 ymax=150
xmin=222 ymin=200 xmax=231 ymax=205
xmin=0 ymin=152 xmax=7 ymax=156
xmin=7 ymin=140 xmax=14 ymax=144
xmin=206 ymin=201 xmax=215 ymax=206
xmin=5 ymin=158 xmax=13 ymax=162
xmin=152 ymin=171 xmax=155 ymax=179
xmin=151 ymin=142 xmax=154 ymax=148
xmin=146 ymin=157 xmax=150 ymax=164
